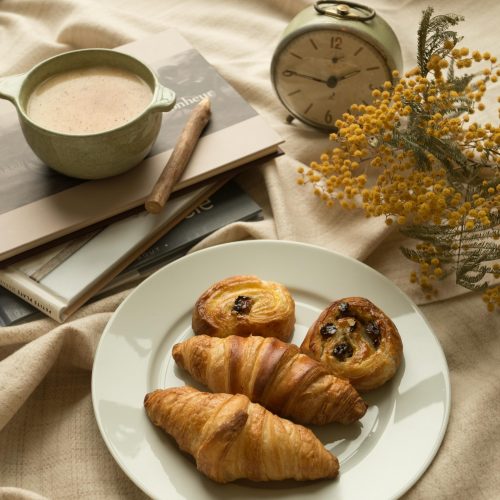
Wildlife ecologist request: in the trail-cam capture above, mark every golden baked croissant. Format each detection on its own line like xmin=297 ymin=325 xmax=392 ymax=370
xmin=144 ymin=386 xmax=339 ymax=483
xmin=172 ymin=334 xmax=367 ymax=424
xmin=300 ymin=297 xmax=403 ymax=392
xmin=192 ymin=275 xmax=295 ymax=341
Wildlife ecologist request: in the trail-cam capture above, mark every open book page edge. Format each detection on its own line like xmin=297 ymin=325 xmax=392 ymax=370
xmin=0 ymin=177 xmax=228 ymax=322
xmin=0 ymin=115 xmax=280 ymax=261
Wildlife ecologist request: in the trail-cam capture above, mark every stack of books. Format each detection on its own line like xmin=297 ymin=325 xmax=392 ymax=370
xmin=0 ymin=29 xmax=282 ymax=325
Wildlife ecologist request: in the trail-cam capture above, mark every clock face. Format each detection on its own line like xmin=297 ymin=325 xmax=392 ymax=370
xmin=272 ymin=29 xmax=392 ymax=129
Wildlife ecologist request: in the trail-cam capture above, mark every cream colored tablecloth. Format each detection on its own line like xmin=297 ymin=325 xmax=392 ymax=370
xmin=1 ymin=1 xmax=499 ymax=498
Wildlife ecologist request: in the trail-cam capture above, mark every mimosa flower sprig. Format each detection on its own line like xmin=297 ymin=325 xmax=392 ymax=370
xmin=298 ymin=7 xmax=500 ymax=310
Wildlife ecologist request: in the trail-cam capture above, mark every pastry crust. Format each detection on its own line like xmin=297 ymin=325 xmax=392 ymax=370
xmin=192 ymin=275 xmax=295 ymax=341
xmin=144 ymin=386 xmax=339 ymax=483
xmin=173 ymin=334 xmax=367 ymax=425
xmin=300 ymin=297 xmax=403 ymax=392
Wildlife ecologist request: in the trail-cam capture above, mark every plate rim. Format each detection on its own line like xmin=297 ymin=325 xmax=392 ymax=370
xmin=91 ymin=239 xmax=451 ymax=499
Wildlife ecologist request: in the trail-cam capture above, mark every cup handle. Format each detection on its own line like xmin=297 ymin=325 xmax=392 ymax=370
xmin=150 ymin=84 xmax=176 ymax=112
xmin=0 ymin=73 xmax=25 ymax=103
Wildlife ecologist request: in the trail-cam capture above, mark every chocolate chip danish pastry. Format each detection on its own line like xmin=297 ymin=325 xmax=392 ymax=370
xmin=300 ymin=297 xmax=403 ymax=392
xmin=192 ymin=275 xmax=295 ymax=342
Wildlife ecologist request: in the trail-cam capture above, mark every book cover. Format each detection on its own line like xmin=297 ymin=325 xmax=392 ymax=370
xmin=0 ymin=178 xmax=226 ymax=323
xmin=0 ymin=28 xmax=282 ymax=262
xmin=105 ymin=181 xmax=262 ymax=291
xmin=0 ymin=287 xmax=38 ymax=326
xmin=0 ymin=181 xmax=262 ymax=326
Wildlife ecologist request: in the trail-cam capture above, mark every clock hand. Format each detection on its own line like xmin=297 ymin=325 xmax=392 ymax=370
xmin=283 ymin=68 xmax=360 ymax=89
xmin=324 ymin=69 xmax=361 ymax=89
xmin=283 ymin=69 xmax=328 ymax=84
xmin=338 ymin=69 xmax=361 ymax=81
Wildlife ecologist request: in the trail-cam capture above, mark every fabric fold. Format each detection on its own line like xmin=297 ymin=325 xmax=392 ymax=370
xmin=0 ymin=0 xmax=498 ymax=498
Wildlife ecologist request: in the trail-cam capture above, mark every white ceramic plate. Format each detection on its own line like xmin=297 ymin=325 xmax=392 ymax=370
xmin=92 ymin=240 xmax=450 ymax=500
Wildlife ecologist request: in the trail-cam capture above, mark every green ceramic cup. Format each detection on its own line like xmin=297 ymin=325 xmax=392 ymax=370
xmin=0 ymin=49 xmax=176 ymax=179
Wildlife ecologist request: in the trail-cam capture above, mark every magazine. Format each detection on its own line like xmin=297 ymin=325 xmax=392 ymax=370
xmin=0 ymin=28 xmax=282 ymax=262
xmin=104 ymin=181 xmax=263 ymax=292
xmin=0 ymin=181 xmax=262 ymax=325
xmin=0 ymin=179 xmax=225 ymax=322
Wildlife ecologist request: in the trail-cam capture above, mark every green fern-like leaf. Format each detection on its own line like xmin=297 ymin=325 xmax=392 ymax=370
xmin=401 ymin=218 xmax=499 ymax=292
xmin=417 ymin=7 xmax=464 ymax=76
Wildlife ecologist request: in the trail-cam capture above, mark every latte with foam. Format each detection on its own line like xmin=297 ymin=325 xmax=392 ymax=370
xmin=27 ymin=66 xmax=153 ymax=134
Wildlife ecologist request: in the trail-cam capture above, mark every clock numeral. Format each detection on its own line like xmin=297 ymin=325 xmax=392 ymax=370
xmin=324 ymin=109 xmax=333 ymax=124
xmin=330 ymin=36 xmax=342 ymax=50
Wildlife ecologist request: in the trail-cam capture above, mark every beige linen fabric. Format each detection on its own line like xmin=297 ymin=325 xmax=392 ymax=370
xmin=1 ymin=0 xmax=499 ymax=498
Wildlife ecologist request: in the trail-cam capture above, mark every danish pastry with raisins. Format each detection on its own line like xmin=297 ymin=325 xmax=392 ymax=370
xmin=300 ymin=297 xmax=403 ymax=391
xmin=192 ymin=275 xmax=295 ymax=341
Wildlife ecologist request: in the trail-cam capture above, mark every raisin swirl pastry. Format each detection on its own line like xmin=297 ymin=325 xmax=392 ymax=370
xmin=300 ymin=297 xmax=403 ymax=392
xmin=192 ymin=275 xmax=295 ymax=341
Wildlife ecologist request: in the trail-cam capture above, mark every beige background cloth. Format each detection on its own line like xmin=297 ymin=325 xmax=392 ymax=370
xmin=1 ymin=0 xmax=499 ymax=498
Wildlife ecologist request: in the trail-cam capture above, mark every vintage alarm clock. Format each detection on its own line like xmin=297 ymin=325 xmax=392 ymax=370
xmin=271 ymin=0 xmax=403 ymax=131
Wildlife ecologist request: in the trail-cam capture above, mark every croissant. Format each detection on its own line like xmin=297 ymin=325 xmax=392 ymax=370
xmin=144 ymin=386 xmax=339 ymax=483
xmin=192 ymin=275 xmax=295 ymax=342
xmin=300 ymin=297 xmax=403 ymax=392
xmin=172 ymin=334 xmax=367 ymax=424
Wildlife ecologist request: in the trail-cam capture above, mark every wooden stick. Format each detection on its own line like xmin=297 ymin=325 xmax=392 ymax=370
xmin=145 ymin=97 xmax=211 ymax=214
